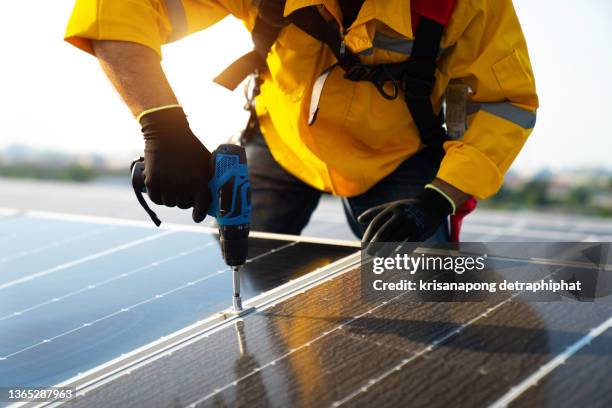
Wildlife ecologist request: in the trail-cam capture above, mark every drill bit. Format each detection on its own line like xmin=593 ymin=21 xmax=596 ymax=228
xmin=232 ymin=265 xmax=243 ymax=312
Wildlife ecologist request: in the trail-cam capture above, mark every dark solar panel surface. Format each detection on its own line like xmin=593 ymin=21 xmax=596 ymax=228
xmin=0 ymin=213 xmax=355 ymax=399
xmin=61 ymin=250 xmax=612 ymax=408
xmin=2 ymin=210 xmax=612 ymax=408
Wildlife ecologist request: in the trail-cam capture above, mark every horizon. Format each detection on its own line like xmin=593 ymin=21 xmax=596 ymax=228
xmin=1 ymin=0 xmax=611 ymax=173
xmin=3 ymin=142 xmax=612 ymax=178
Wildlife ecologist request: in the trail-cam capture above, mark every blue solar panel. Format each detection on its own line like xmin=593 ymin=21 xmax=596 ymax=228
xmin=0 ymin=214 xmax=355 ymax=394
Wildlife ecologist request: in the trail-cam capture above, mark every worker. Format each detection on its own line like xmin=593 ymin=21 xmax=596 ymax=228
xmin=64 ymin=0 xmax=538 ymax=252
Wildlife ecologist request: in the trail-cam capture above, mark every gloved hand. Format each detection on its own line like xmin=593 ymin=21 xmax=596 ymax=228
xmin=358 ymin=187 xmax=454 ymax=255
xmin=139 ymin=106 xmax=212 ymax=223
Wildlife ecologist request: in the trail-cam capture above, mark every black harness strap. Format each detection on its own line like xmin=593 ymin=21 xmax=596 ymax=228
xmin=214 ymin=2 xmax=363 ymax=90
xmin=214 ymin=50 xmax=266 ymax=91
xmin=339 ymin=0 xmax=362 ymax=29
xmin=402 ymin=17 xmax=448 ymax=147
xmin=289 ymin=7 xmax=343 ymax=58
xmin=216 ymin=1 xmax=451 ymax=148
xmin=214 ymin=4 xmax=284 ymax=90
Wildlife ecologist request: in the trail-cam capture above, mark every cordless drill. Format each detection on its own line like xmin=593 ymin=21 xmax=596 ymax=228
xmin=130 ymin=144 xmax=252 ymax=312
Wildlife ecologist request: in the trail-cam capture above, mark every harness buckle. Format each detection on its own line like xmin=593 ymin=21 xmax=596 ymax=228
xmin=344 ymin=63 xmax=400 ymax=100
xmin=344 ymin=63 xmax=374 ymax=81
xmin=373 ymin=65 xmax=400 ymax=100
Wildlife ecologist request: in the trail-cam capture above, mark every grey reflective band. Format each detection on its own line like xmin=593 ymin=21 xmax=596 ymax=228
xmin=164 ymin=0 xmax=188 ymax=42
xmin=468 ymin=102 xmax=537 ymax=129
xmin=360 ymin=32 xmax=446 ymax=57
xmin=361 ymin=32 xmax=414 ymax=56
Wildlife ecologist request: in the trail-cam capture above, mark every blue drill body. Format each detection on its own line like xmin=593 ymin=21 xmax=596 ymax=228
xmin=207 ymin=147 xmax=252 ymax=227
xmin=205 ymin=144 xmax=252 ymax=268
xmin=130 ymin=144 xmax=252 ymax=311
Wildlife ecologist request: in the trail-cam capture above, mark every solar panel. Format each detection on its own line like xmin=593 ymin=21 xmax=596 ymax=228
xmin=27 ymin=250 xmax=610 ymax=408
xmin=1 ymin=209 xmax=612 ymax=407
xmin=0 ymin=212 xmax=356 ymax=402
xmin=462 ymin=210 xmax=612 ymax=242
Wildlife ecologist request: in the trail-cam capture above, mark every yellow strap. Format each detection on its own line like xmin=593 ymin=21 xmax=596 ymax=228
xmin=425 ymin=183 xmax=456 ymax=215
xmin=136 ymin=104 xmax=183 ymax=123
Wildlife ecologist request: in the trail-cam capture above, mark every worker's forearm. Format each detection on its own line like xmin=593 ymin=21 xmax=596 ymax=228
xmin=92 ymin=40 xmax=178 ymax=117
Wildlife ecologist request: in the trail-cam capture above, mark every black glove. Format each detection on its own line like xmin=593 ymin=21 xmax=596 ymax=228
xmin=140 ymin=106 xmax=212 ymax=223
xmin=358 ymin=188 xmax=454 ymax=255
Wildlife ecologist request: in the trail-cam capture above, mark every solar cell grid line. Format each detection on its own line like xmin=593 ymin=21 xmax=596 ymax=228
xmin=341 ymin=297 xmax=612 ymax=407
xmin=0 ymin=226 xmax=175 ymax=293
xmin=0 ymin=242 xmax=216 ymax=323
xmin=510 ymin=328 xmax=612 ymax=407
xmin=0 ymin=219 xmax=61 ymax=243
xmin=186 ymin=291 xmax=413 ymax=408
xmin=196 ymin=267 xmax=558 ymax=408
xmin=329 ymin=295 xmax=528 ymax=407
xmin=241 ymin=267 xmax=607 ymax=408
xmin=0 ymin=217 xmax=119 ymax=257
xmin=85 ymin=242 xmax=612 ymax=408
xmin=0 ymin=231 xmax=223 ymax=317
xmin=5 ymin=208 xmax=612 ymax=406
xmin=1 ymin=223 xmax=356 ymax=398
xmin=56 ymin=257 xmax=566 ymax=408
xmin=0 ymin=225 xmax=117 ymax=263
xmin=330 ymin=245 xmax=612 ymax=407
xmin=0 ymin=218 xmax=173 ymax=273
xmin=1 ymin=219 xmax=350 ymax=321
xmin=22 ymin=252 xmax=362 ymax=408
xmin=0 ymin=240 xmax=297 ymax=360
xmin=18 ymin=253 xmax=361 ymax=408
xmin=0 ymin=230 xmax=176 ymax=291
xmin=1 ymin=263 xmax=233 ymax=361
xmin=489 ymin=316 xmax=612 ymax=408
xmin=26 ymin=254 xmax=358 ymax=406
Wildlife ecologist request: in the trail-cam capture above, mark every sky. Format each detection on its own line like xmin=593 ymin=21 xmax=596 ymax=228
xmin=0 ymin=0 xmax=611 ymax=172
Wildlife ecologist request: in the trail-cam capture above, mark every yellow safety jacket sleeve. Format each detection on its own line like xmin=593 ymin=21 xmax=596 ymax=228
xmin=64 ymin=0 xmax=251 ymax=57
xmin=437 ymin=0 xmax=539 ymax=199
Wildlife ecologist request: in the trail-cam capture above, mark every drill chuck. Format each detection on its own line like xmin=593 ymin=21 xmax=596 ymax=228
xmin=219 ymin=224 xmax=249 ymax=266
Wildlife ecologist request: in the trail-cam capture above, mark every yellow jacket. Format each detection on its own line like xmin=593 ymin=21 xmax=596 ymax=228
xmin=65 ymin=0 xmax=538 ymax=199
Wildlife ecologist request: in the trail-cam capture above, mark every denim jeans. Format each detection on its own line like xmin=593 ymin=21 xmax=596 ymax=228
xmin=245 ymin=132 xmax=449 ymax=243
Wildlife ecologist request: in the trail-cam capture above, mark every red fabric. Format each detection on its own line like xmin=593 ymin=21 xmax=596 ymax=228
xmin=411 ymin=0 xmax=457 ymax=31
xmin=450 ymin=197 xmax=477 ymax=242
